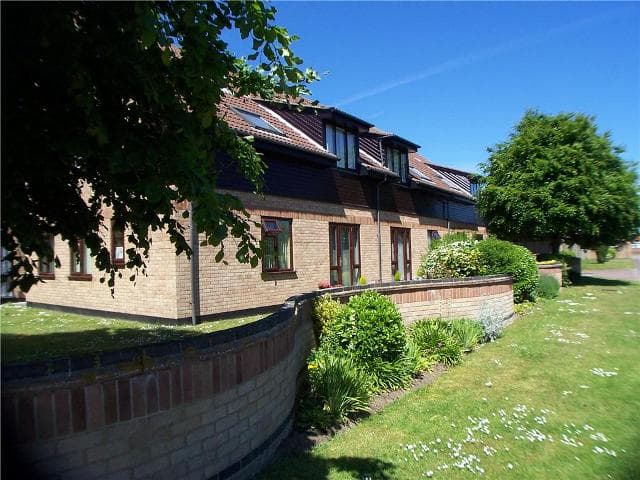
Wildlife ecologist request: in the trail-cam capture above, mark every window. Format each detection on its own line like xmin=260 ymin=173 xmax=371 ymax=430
xmin=111 ymin=221 xmax=125 ymax=268
xmin=261 ymin=218 xmax=293 ymax=272
xmin=325 ymin=123 xmax=357 ymax=170
xmin=39 ymin=235 xmax=55 ymax=279
xmin=428 ymin=230 xmax=440 ymax=249
xmin=470 ymin=181 xmax=480 ymax=197
xmin=385 ymin=146 xmax=409 ymax=183
xmin=233 ymin=107 xmax=283 ymax=135
xmin=69 ymin=239 xmax=92 ymax=280
xmin=329 ymin=224 xmax=360 ymax=286
xmin=391 ymin=228 xmax=411 ymax=280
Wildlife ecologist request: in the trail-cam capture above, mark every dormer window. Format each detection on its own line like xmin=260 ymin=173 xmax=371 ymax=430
xmin=325 ymin=123 xmax=357 ymax=170
xmin=385 ymin=147 xmax=409 ymax=183
xmin=470 ymin=181 xmax=480 ymax=197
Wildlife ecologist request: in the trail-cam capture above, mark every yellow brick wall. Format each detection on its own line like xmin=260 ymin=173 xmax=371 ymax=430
xmin=26 ymin=190 xmax=483 ymax=321
xmin=176 ymin=191 xmax=484 ymax=318
xmin=26 ymin=226 xmax=179 ymax=319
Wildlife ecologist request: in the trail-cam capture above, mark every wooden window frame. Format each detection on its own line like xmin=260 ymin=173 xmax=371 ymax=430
xmin=261 ymin=217 xmax=294 ymax=273
xmin=324 ymin=123 xmax=359 ymax=171
xmin=39 ymin=235 xmax=55 ymax=280
xmin=111 ymin=220 xmax=126 ymax=268
xmin=329 ymin=223 xmax=361 ymax=286
xmin=69 ymin=239 xmax=92 ymax=281
xmin=385 ymin=146 xmax=409 ymax=184
xmin=391 ymin=227 xmax=412 ymax=280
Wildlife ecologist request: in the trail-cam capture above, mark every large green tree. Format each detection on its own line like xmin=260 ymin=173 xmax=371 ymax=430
xmin=477 ymin=110 xmax=640 ymax=253
xmin=2 ymin=2 xmax=319 ymax=292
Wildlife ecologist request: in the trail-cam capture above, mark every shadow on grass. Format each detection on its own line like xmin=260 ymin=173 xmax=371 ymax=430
xmin=0 ymin=326 xmax=203 ymax=363
xmin=572 ymin=276 xmax=632 ymax=287
xmin=261 ymin=453 xmax=396 ymax=480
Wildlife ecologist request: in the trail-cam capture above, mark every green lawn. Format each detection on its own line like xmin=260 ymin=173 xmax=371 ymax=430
xmin=262 ymin=278 xmax=640 ymax=480
xmin=0 ymin=305 xmax=266 ymax=363
xmin=582 ymin=258 xmax=636 ymax=271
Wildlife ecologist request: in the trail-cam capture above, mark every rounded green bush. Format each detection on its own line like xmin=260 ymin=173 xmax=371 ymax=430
xmin=537 ymin=275 xmax=560 ymax=299
xmin=322 ymin=291 xmax=407 ymax=365
xmin=312 ymin=294 xmax=344 ymax=341
xmin=476 ymin=238 xmax=539 ymax=303
xmin=417 ymin=240 xmax=485 ymax=279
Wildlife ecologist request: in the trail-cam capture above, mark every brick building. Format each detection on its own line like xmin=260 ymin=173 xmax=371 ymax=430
xmin=26 ymin=95 xmax=485 ymax=323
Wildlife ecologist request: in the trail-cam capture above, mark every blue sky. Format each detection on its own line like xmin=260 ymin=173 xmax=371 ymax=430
xmin=227 ymin=1 xmax=639 ymax=173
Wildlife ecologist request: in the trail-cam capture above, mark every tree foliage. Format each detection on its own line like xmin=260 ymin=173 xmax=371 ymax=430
xmin=477 ymin=110 xmax=640 ymax=252
xmin=2 ymin=1 xmax=319 ymax=292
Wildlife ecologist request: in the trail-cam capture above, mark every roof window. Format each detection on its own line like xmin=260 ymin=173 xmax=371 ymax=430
xmin=233 ymin=107 xmax=283 ymax=135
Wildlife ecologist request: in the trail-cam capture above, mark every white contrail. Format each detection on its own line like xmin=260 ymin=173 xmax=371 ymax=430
xmin=333 ymin=9 xmax=624 ymax=107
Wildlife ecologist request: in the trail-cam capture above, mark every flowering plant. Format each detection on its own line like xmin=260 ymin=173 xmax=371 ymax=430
xmin=417 ymin=241 xmax=484 ymax=279
xmin=318 ymin=280 xmax=331 ymax=289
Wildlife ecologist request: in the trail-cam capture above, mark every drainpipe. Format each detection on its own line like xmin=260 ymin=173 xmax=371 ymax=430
xmin=376 ymin=176 xmax=388 ymax=283
xmin=375 ymin=134 xmax=394 ymax=284
xmin=189 ymin=202 xmax=200 ymax=326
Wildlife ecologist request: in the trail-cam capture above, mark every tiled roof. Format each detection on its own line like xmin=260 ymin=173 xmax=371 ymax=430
xmin=409 ymin=152 xmax=474 ymax=200
xmin=218 ymin=94 xmax=334 ymax=159
xmin=218 ymin=94 xmax=474 ymax=201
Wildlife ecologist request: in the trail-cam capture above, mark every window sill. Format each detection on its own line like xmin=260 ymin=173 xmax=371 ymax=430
xmin=39 ymin=273 xmax=55 ymax=280
xmin=68 ymin=274 xmax=93 ymax=282
xmin=261 ymin=270 xmax=298 ymax=281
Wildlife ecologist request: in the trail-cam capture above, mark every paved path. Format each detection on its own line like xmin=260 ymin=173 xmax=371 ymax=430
xmin=581 ymin=255 xmax=640 ymax=282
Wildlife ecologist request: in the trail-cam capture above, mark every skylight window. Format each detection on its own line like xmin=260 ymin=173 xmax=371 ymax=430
xmin=409 ymin=166 xmax=433 ymax=183
xmin=233 ymin=107 xmax=283 ymax=135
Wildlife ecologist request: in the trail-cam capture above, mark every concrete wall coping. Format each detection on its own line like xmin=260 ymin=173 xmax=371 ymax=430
xmin=536 ymin=262 xmax=563 ymax=270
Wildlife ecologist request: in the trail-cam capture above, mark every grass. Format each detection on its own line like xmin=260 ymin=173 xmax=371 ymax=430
xmin=262 ymin=277 xmax=640 ymax=480
xmin=0 ymin=304 xmax=266 ymax=363
xmin=582 ymin=258 xmax=636 ymax=271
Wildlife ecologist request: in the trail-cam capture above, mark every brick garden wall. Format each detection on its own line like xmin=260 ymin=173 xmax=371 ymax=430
xmin=2 ymin=276 xmax=512 ymax=480
xmin=537 ymin=263 xmax=563 ymax=287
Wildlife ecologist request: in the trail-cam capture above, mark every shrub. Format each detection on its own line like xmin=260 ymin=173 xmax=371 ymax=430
xmin=312 ymin=295 xmax=344 ymax=342
xmin=405 ymin=336 xmax=433 ymax=375
xmin=417 ymin=241 xmax=484 ymax=279
xmin=358 ymin=275 xmax=367 ymax=285
xmin=307 ymin=348 xmax=371 ymax=422
xmin=409 ymin=319 xmax=463 ymax=366
xmin=361 ymin=356 xmax=414 ymax=392
xmin=393 ymin=270 xmax=402 ymax=282
xmin=608 ymin=246 xmax=617 ymax=261
xmin=595 ymin=244 xmax=610 ymax=263
xmin=537 ymin=275 xmax=560 ymax=299
xmin=322 ymin=291 xmax=407 ymax=365
xmin=449 ymin=318 xmax=484 ymax=351
xmin=430 ymin=231 xmax=473 ymax=250
xmin=476 ymin=238 xmax=538 ymax=303
xmin=478 ymin=301 xmax=506 ymax=341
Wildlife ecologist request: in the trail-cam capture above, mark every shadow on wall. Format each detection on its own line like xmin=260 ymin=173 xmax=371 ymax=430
xmin=260 ymin=453 xmax=396 ymax=480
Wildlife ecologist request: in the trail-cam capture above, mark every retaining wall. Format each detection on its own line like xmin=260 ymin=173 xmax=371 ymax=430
xmin=2 ymin=275 xmax=512 ymax=480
